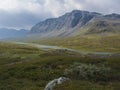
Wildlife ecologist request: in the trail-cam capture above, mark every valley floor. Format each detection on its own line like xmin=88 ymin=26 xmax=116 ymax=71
xmin=0 ymin=41 xmax=120 ymax=90
xmin=25 ymin=34 xmax=120 ymax=53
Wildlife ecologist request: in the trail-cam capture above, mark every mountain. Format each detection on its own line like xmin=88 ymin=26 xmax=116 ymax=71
xmin=104 ymin=13 xmax=120 ymax=18
xmin=5 ymin=10 xmax=119 ymax=52
xmin=0 ymin=28 xmax=29 ymax=39
xmin=31 ymin=10 xmax=120 ymax=37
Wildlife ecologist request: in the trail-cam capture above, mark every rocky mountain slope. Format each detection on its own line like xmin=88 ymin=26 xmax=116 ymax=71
xmin=31 ymin=10 xmax=120 ymax=37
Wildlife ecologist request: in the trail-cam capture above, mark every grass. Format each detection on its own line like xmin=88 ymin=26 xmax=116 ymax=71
xmin=55 ymin=80 xmax=120 ymax=90
xmin=26 ymin=34 xmax=120 ymax=52
xmin=0 ymin=42 xmax=120 ymax=90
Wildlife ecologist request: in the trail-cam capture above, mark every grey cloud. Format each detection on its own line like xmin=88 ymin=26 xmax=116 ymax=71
xmin=35 ymin=0 xmax=46 ymax=4
xmin=0 ymin=10 xmax=53 ymax=29
xmin=0 ymin=0 xmax=119 ymax=29
xmin=74 ymin=0 xmax=120 ymax=14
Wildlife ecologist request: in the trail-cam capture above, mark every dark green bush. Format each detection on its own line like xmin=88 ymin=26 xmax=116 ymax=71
xmin=64 ymin=63 xmax=111 ymax=81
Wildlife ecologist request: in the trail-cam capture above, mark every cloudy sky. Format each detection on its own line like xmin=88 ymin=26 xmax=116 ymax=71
xmin=0 ymin=0 xmax=120 ymax=30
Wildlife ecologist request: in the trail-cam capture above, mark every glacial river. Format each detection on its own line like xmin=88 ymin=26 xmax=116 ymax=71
xmin=11 ymin=42 xmax=115 ymax=55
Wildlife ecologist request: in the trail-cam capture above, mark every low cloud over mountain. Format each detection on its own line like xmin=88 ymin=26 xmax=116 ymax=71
xmin=0 ymin=0 xmax=120 ymax=29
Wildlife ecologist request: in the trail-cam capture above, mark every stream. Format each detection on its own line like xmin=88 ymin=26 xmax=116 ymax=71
xmin=11 ymin=42 xmax=115 ymax=55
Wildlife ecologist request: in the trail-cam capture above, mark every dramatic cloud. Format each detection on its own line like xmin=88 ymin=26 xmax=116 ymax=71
xmin=0 ymin=0 xmax=119 ymax=29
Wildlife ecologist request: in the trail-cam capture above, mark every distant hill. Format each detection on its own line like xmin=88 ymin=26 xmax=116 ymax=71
xmin=79 ymin=18 xmax=120 ymax=35
xmin=0 ymin=28 xmax=28 ymax=39
xmin=31 ymin=10 xmax=120 ymax=37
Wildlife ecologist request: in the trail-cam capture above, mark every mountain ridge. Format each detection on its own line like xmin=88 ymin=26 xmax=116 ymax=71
xmin=30 ymin=10 xmax=120 ymax=37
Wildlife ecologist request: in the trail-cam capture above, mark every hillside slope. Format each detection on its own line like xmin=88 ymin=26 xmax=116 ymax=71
xmin=0 ymin=42 xmax=120 ymax=90
xmin=30 ymin=10 xmax=120 ymax=37
xmin=82 ymin=17 xmax=120 ymax=34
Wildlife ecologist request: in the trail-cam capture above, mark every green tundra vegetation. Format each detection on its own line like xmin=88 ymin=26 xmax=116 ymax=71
xmin=0 ymin=42 xmax=120 ymax=90
xmin=27 ymin=34 xmax=120 ymax=52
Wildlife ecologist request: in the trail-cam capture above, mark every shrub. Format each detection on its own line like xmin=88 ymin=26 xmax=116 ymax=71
xmin=64 ymin=63 xmax=111 ymax=81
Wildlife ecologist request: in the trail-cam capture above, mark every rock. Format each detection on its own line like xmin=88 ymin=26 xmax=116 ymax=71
xmin=44 ymin=77 xmax=70 ymax=90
